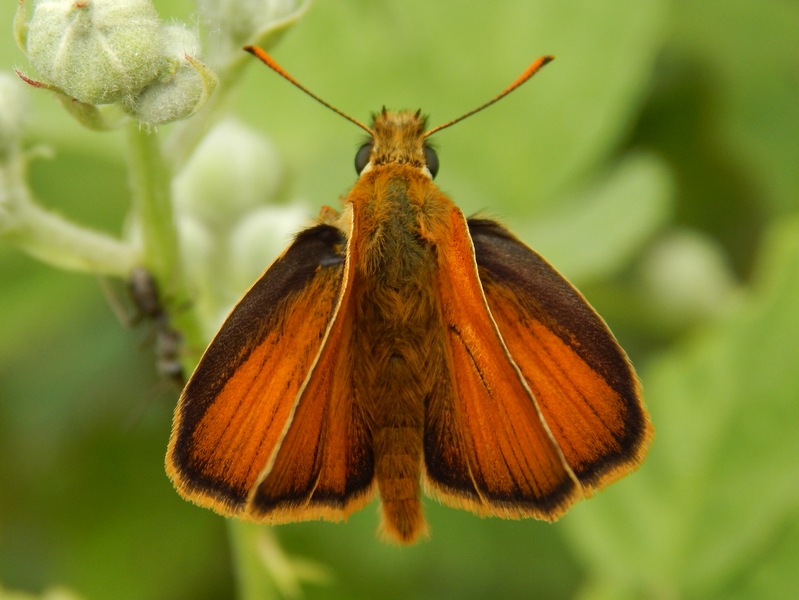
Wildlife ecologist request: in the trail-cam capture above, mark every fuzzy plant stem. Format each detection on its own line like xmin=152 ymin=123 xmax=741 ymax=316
xmin=229 ymin=521 xmax=284 ymax=600
xmin=0 ymin=156 xmax=136 ymax=274
xmin=125 ymin=121 xmax=204 ymax=355
xmin=126 ymin=122 xmax=178 ymax=283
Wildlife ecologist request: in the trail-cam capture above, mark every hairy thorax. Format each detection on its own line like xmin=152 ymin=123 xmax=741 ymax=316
xmin=348 ymin=165 xmax=445 ymax=387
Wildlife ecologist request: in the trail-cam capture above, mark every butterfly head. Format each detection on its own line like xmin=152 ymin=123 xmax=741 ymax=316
xmin=355 ymin=109 xmax=439 ymax=180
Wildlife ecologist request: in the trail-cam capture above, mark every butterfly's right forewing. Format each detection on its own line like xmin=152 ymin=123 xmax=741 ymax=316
xmin=424 ymin=206 xmax=582 ymax=520
xmin=467 ymin=219 xmax=652 ymax=492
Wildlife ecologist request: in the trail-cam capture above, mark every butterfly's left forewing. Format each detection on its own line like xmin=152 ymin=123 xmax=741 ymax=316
xmin=248 ymin=224 xmax=377 ymax=522
xmin=166 ymin=221 xmax=372 ymax=518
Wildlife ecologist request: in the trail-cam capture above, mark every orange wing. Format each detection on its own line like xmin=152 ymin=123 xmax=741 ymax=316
xmin=167 ymin=221 xmax=374 ymax=520
xmin=424 ymin=207 xmax=582 ymax=521
xmin=467 ymin=218 xmax=652 ymax=493
xmin=247 ymin=259 xmax=376 ymax=523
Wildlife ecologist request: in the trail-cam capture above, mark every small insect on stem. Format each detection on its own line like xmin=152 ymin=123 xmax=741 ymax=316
xmin=103 ymin=267 xmax=186 ymax=390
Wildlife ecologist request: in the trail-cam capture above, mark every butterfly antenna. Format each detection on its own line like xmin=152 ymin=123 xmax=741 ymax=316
xmin=245 ymin=46 xmax=375 ymax=136
xmin=424 ymin=55 xmax=554 ymax=138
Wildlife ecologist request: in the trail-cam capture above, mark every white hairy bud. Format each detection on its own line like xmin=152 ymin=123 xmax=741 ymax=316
xmin=26 ymin=0 xmax=165 ymax=104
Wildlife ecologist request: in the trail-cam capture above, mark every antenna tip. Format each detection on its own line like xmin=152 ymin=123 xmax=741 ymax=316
xmin=530 ymin=55 xmax=555 ymax=72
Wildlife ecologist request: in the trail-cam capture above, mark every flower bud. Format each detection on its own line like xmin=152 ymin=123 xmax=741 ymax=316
xmin=173 ymin=119 xmax=283 ymax=229
xmin=161 ymin=22 xmax=202 ymax=59
xmin=122 ymin=25 xmax=217 ymax=125
xmin=228 ymin=202 xmax=309 ymax=295
xmin=16 ymin=70 xmax=127 ymax=131
xmin=640 ymin=229 xmax=739 ymax=325
xmin=26 ymin=0 xmax=165 ymax=105
xmin=198 ymin=0 xmax=310 ymax=60
xmin=174 ymin=212 xmax=225 ymax=337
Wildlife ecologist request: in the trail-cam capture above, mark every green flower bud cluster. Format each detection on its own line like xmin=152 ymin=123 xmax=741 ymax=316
xmin=17 ymin=0 xmax=217 ymax=126
xmin=122 ymin=24 xmax=217 ymax=126
xmin=197 ymin=0 xmax=311 ymax=64
xmin=171 ymin=119 xmax=307 ymax=334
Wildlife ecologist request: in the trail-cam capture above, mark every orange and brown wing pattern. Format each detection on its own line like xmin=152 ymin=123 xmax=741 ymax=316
xmin=467 ymin=219 xmax=652 ymax=493
xmin=249 ymin=261 xmax=376 ymax=523
xmin=424 ymin=207 xmax=582 ymax=520
xmin=166 ymin=223 xmax=364 ymax=516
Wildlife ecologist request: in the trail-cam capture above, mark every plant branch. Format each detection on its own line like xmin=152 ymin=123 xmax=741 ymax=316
xmin=126 ymin=122 xmax=178 ymax=282
xmin=0 ymin=158 xmax=136 ymax=274
xmin=125 ymin=121 xmax=205 ymax=360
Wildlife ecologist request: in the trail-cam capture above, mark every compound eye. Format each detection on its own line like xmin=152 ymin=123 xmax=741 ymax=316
xmin=423 ymin=145 xmax=439 ymax=179
xmin=355 ymin=142 xmax=373 ymax=174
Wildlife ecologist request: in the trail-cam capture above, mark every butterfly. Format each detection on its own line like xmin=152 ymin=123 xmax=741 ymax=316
xmin=166 ymin=47 xmax=653 ymax=544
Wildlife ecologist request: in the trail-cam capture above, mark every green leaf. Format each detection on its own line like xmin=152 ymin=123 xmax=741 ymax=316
xmin=723 ymin=514 xmax=799 ymax=600
xmin=668 ymin=0 xmax=799 ymax=214
xmin=515 ymin=152 xmax=673 ymax=284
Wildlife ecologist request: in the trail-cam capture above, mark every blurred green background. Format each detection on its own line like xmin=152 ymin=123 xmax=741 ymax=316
xmin=2 ymin=0 xmax=798 ymax=598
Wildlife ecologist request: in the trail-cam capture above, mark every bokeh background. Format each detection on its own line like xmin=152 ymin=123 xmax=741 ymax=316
xmin=1 ymin=0 xmax=798 ymax=598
